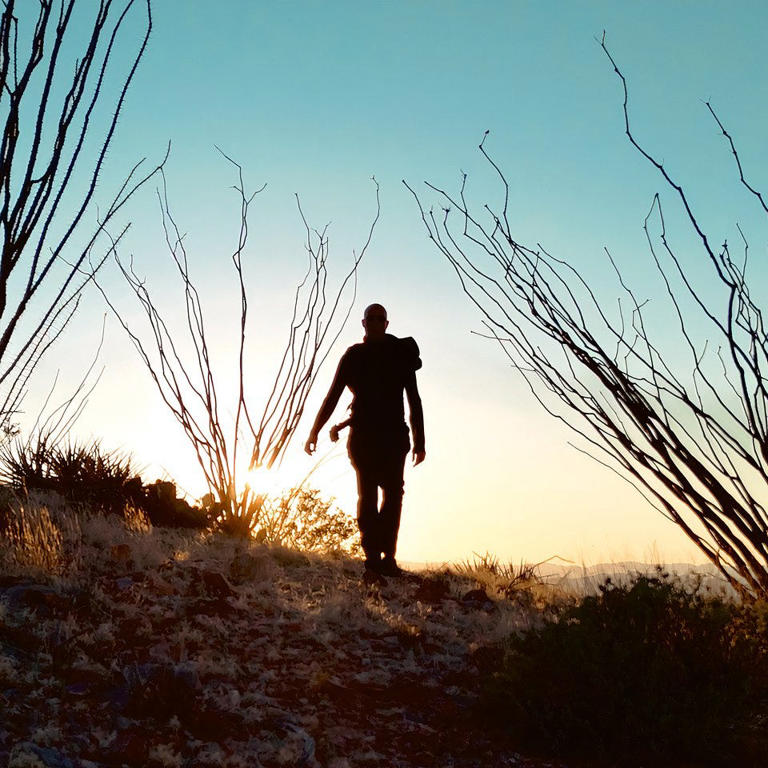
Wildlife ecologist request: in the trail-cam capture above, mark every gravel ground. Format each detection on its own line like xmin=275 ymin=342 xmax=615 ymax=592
xmin=1 ymin=523 xmax=568 ymax=767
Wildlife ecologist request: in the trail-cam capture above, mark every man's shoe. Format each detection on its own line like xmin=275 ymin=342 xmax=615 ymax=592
xmin=363 ymin=558 xmax=386 ymax=585
xmin=379 ymin=556 xmax=404 ymax=577
xmin=363 ymin=568 xmax=386 ymax=586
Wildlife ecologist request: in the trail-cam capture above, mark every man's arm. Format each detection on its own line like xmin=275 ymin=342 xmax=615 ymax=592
xmin=405 ymin=371 xmax=425 ymax=465
xmin=305 ymin=356 xmax=348 ymax=455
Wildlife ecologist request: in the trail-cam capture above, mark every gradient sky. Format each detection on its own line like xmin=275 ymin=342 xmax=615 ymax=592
xmin=21 ymin=0 xmax=768 ymax=566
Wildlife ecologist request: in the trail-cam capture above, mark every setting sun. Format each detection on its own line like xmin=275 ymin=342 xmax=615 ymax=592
xmin=243 ymin=464 xmax=288 ymax=498
xmin=239 ymin=451 xmax=334 ymax=501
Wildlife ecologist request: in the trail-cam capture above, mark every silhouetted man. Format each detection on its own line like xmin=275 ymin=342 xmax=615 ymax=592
xmin=305 ymin=303 xmax=425 ymax=577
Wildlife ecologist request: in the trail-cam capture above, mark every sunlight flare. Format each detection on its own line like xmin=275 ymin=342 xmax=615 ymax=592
xmin=244 ymin=464 xmax=286 ymax=498
xmin=239 ymin=454 xmax=314 ymax=500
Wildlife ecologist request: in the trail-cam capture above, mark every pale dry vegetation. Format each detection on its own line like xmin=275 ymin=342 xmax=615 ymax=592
xmin=3 ymin=504 xmax=768 ymax=766
xmin=0 ymin=504 xmax=550 ymax=767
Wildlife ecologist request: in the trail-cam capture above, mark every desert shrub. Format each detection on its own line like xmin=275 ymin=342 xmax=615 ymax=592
xmin=483 ymin=569 xmax=768 ymax=765
xmin=201 ymin=491 xmax=264 ymax=539
xmin=453 ymin=551 xmax=562 ymax=611
xmin=50 ymin=441 xmax=138 ymax=514
xmin=252 ymin=487 xmax=361 ymax=556
xmin=204 ymin=485 xmax=359 ymax=554
xmin=0 ymin=496 xmax=199 ymax=578
xmin=0 ymin=437 xmax=142 ymax=515
xmin=0 ymin=438 xmax=209 ymax=529
xmin=455 ymin=552 xmax=538 ymax=583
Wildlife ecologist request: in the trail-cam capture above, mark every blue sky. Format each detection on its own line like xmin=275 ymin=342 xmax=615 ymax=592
xmin=21 ymin=1 xmax=768 ymax=565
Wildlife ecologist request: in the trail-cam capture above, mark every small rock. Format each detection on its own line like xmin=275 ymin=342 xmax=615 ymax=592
xmin=173 ymin=663 xmax=201 ymax=693
xmin=461 ymin=588 xmax=497 ymax=611
xmin=414 ymin=577 xmax=451 ymax=603
xmin=65 ymin=681 xmax=91 ymax=696
xmin=149 ymin=574 xmax=176 ymax=596
xmin=13 ymin=743 xmax=74 ymax=768
xmin=280 ymin=722 xmax=317 ymax=766
xmin=121 ymin=662 xmax=200 ymax=721
xmin=201 ymin=569 xmax=235 ymax=597
xmin=185 ymin=597 xmax=236 ymax=617
xmin=261 ymin=718 xmax=318 ymax=767
xmin=3 ymin=583 xmax=69 ymax=615
xmin=62 ymin=663 xmax=109 ymax=688
xmin=470 ymin=645 xmax=505 ymax=672
xmin=185 ymin=704 xmax=243 ymax=741
xmin=104 ymin=683 xmax=130 ymax=713
xmin=229 ymin=551 xmax=272 ymax=584
xmin=270 ymin=548 xmax=311 ymax=568
xmin=187 ymin=567 xmax=235 ymax=598
xmin=117 ymin=617 xmax=146 ymax=643
xmin=105 ymin=727 xmax=148 ymax=764
xmin=114 ymin=576 xmax=133 ymax=591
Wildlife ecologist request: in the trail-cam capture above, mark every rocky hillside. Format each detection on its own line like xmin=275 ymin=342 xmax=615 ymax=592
xmin=0 ymin=511 xmax=567 ymax=768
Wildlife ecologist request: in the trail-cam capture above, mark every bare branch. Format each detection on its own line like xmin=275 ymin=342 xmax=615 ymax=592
xmin=406 ymin=47 xmax=768 ymax=597
xmin=0 ymin=0 xmax=158 ymax=419
xmin=97 ymin=162 xmax=379 ymax=531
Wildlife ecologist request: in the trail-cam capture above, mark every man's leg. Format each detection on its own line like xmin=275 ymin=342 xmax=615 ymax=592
xmin=349 ymin=433 xmax=382 ymax=567
xmin=378 ymin=448 xmax=408 ymax=561
xmin=354 ymin=465 xmax=381 ymax=564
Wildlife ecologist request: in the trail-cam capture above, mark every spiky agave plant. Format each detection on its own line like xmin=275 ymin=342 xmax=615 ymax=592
xmin=0 ymin=436 xmax=141 ymax=515
xmin=0 ymin=434 xmax=56 ymax=493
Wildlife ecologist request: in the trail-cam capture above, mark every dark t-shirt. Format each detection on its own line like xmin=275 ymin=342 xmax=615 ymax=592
xmin=313 ymin=334 xmax=425 ymax=452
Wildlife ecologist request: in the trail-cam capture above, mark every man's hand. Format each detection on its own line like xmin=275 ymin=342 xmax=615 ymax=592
xmin=412 ymin=449 xmax=425 ymax=466
xmin=304 ymin=432 xmax=318 ymax=455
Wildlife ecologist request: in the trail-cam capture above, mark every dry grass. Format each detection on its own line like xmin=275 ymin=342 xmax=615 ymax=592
xmin=0 ymin=505 xmax=551 ymax=767
xmin=5 ymin=508 xmax=756 ymax=766
xmin=452 ymin=551 xmax=574 ymax=613
xmin=0 ymin=494 xmax=186 ymax=581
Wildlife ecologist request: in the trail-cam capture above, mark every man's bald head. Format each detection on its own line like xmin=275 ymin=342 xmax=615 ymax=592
xmin=362 ymin=303 xmax=389 ymax=340
xmin=364 ymin=303 xmax=387 ymax=320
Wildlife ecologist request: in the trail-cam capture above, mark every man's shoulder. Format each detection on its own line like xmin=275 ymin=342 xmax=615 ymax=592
xmin=342 ymin=342 xmax=366 ymax=358
xmin=339 ymin=343 xmax=366 ymax=368
xmin=340 ymin=336 xmax=421 ymax=370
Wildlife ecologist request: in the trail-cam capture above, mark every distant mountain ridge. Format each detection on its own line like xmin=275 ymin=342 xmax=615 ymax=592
xmin=409 ymin=559 xmax=734 ymax=596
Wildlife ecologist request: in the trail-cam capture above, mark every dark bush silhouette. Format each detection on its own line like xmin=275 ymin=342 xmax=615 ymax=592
xmin=0 ymin=437 xmax=139 ymax=513
xmin=483 ymin=570 xmax=768 ymax=765
xmin=0 ymin=438 xmax=208 ymax=528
